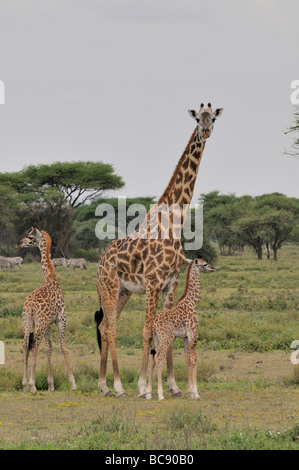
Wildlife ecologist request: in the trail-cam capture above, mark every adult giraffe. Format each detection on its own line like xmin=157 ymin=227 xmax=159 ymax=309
xmin=95 ymin=103 xmax=223 ymax=397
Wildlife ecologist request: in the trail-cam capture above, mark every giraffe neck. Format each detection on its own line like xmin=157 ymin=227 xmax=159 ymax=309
xmin=158 ymin=128 xmax=206 ymax=208
xmin=39 ymin=231 xmax=54 ymax=278
xmin=129 ymin=128 xmax=206 ymax=240
xmin=178 ymin=262 xmax=200 ymax=307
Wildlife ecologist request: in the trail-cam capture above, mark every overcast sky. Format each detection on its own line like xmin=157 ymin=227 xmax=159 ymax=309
xmin=0 ymin=0 xmax=298 ymax=204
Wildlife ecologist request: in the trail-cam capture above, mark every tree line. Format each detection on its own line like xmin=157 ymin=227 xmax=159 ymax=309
xmin=0 ymin=161 xmax=124 ymax=259
xmin=0 ymin=162 xmax=298 ymax=263
xmin=201 ymin=191 xmax=299 ymax=260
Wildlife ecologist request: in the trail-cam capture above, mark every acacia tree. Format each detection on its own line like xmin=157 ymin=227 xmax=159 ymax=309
xmin=0 ymin=161 xmax=125 ymax=256
xmin=256 ymin=193 xmax=299 ymax=260
xmin=232 ymin=194 xmax=299 ymax=260
xmin=22 ymin=161 xmax=125 ymax=208
xmin=263 ymin=209 xmax=295 ymax=260
xmin=232 ymin=204 xmax=268 ymax=260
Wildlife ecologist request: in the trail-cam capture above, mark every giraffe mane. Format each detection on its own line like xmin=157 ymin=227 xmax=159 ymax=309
xmin=41 ymin=230 xmax=54 ymax=275
xmin=177 ymin=261 xmax=194 ymax=303
xmin=157 ymin=128 xmax=197 ymax=205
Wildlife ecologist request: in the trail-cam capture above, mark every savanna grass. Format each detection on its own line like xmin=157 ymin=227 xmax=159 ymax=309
xmin=1 ymin=244 xmax=299 ymax=352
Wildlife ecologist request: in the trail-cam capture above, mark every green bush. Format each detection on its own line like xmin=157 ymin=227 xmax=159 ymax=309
xmin=0 ymin=368 xmax=22 ymax=391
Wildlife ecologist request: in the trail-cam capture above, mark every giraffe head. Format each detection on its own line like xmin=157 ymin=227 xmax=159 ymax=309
xmin=185 ymin=257 xmax=215 ymax=274
xmin=194 ymin=258 xmax=215 ymax=274
xmin=188 ymin=103 xmax=223 ymax=140
xmin=16 ymin=226 xmax=43 ymax=249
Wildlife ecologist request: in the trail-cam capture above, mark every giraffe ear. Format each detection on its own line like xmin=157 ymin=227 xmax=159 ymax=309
xmin=214 ymin=108 xmax=223 ymax=117
xmin=185 ymin=258 xmax=193 ymax=264
xmin=188 ymin=110 xmax=197 ymax=120
xmin=31 ymin=226 xmax=42 ymax=237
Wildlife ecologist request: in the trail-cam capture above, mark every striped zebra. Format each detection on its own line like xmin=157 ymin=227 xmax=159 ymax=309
xmin=0 ymin=256 xmax=12 ymax=271
xmin=67 ymin=258 xmax=87 ymax=270
xmin=6 ymin=256 xmax=23 ymax=270
xmin=52 ymin=257 xmax=68 ymax=270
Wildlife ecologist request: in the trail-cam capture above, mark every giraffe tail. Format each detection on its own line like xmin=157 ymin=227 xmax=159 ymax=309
xmin=94 ymin=308 xmax=104 ymax=352
xmin=150 ymin=331 xmax=158 ymax=356
xmin=28 ymin=332 xmax=34 ymax=350
xmin=24 ymin=303 xmax=35 ymax=350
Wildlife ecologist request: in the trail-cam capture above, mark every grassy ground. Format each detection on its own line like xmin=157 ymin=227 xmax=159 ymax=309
xmin=0 ymin=245 xmax=299 ymax=450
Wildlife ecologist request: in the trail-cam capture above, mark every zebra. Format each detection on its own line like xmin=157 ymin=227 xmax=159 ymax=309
xmin=67 ymin=258 xmax=87 ymax=270
xmin=0 ymin=256 xmax=12 ymax=271
xmin=6 ymin=256 xmax=23 ymax=270
xmin=52 ymin=257 xmax=68 ymax=270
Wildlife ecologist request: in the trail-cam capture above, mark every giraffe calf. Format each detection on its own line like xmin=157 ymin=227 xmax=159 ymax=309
xmin=145 ymin=258 xmax=215 ymax=401
xmin=16 ymin=227 xmax=76 ymax=394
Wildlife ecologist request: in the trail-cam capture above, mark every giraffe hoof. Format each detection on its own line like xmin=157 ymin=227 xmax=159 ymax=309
xmin=189 ymin=393 xmax=200 ymax=400
xmin=171 ymin=391 xmax=182 ymax=398
xmin=116 ymin=393 xmax=127 ymax=399
xmin=104 ymin=390 xmax=115 ymax=398
xmin=138 ymin=393 xmax=148 ymax=399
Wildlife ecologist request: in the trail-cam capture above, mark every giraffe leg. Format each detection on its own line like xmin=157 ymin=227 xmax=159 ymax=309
xmin=97 ymin=283 xmax=130 ymax=398
xmin=145 ymin=353 xmax=155 ymax=399
xmin=187 ymin=330 xmax=199 ymax=399
xmin=114 ymin=287 xmax=132 ymax=397
xmin=165 ymin=345 xmax=181 ymax=396
xmin=97 ymin=329 xmax=112 ymax=396
xmin=44 ymin=327 xmax=54 ymax=391
xmin=183 ymin=337 xmax=192 ymax=394
xmin=99 ymin=303 xmax=125 ymax=397
xmin=22 ymin=309 xmax=31 ymax=390
xmin=188 ymin=346 xmax=199 ymax=399
xmin=56 ymin=314 xmax=76 ymax=391
xmin=162 ymin=277 xmax=182 ymax=397
xmin=108 ymin=321 xmax=125 ymax=397
xmin=28 ymin=330 xmax=44 ymax=394
xmin=155 ymin=342 xmax=170 ymax=401
xmin=138 ymin=281 xmax=161 ymax=397
xmin=22 ymin=337 xmax=30 ymax=391
xmin=97 ymin=276 xmax=115 ymax=397
xmin=145 ymin=331 xmax=159 ymax=399
xmin=99 ymin=313 xmax=125 ymax=397
xmin=156 ymin=357 xmax=164 ymax=401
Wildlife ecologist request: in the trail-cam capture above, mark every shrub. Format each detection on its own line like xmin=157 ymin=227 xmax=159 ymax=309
xmin=0 ymin=368 xmax=22 ymax=391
